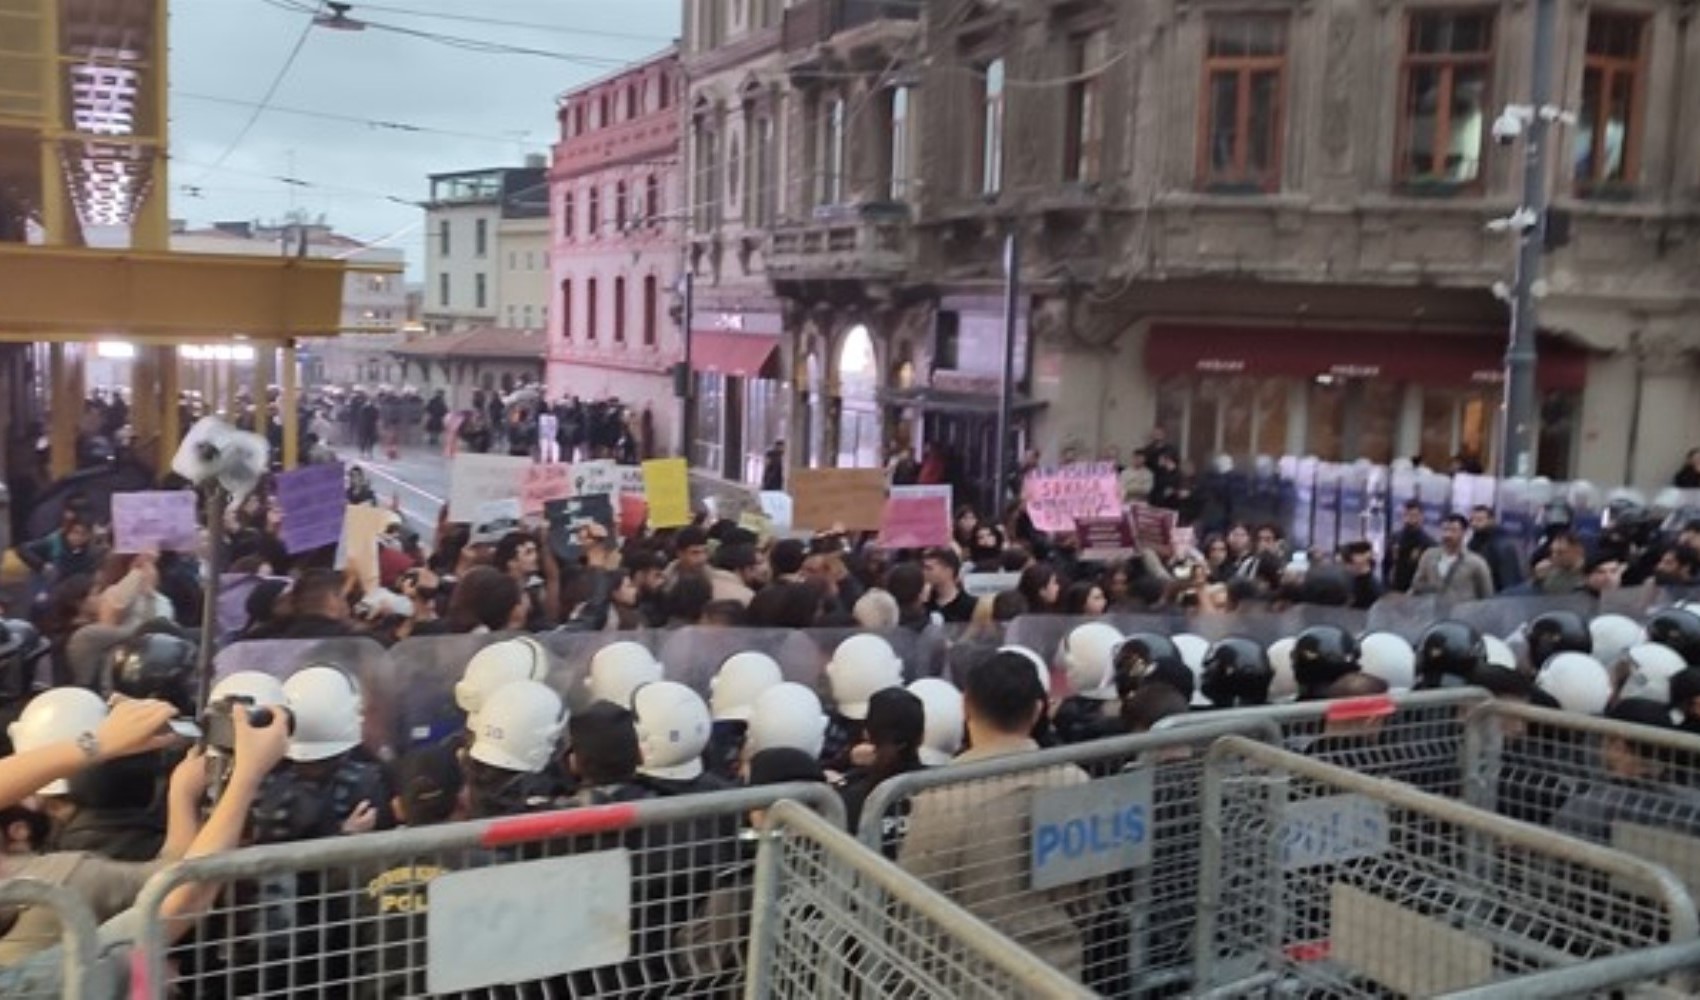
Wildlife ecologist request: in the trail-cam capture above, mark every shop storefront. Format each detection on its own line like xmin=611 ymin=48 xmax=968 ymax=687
xmin=688 ymin=309 xmax=786 ymax=483
xmin=1145 ymin=324 xmax=1588 ymax=477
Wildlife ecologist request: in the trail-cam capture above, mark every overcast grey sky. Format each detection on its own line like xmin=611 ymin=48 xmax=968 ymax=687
xmin=168 ymin=0 xmax=679 ymax=277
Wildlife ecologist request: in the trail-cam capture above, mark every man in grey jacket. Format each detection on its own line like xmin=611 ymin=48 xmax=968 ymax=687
xmin=1408 ymin=514 xmax=1495 ymax=604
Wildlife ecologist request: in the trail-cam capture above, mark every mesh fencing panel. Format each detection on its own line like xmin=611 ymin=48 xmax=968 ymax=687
xmin=750 ymin=800 xmax=1097 ymax=1000
xmin=0 ymin=879 xmax=110 ymax=1000
xmin=1196 ymin=736 xmax=1699 ymax=998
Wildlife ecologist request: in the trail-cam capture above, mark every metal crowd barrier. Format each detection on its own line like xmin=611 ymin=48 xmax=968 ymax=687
xmin=0 ymin=879 xmax=111 ymax=1000
xmin=854 ymin=717 xmax=1280 ymax=996
xmin=127 ymin=783 xmax=844 ymax=999
xmin=1195 ymin=735 xmax=1699 ymax=998
xmin=747 ymin=800 xmax=1096 ymax=1000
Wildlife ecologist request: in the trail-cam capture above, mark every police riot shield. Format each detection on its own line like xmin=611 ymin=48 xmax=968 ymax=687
xmin=212 ymin=637 xmax=397 ymax=755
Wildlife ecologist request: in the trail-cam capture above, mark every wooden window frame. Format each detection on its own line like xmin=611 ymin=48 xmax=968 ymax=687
xmin=1575 ymin=10 xmax=1648 ymax=195
xmin=613 ymin=276 xmax=627 ymax=344
xmin=642 ymin=275 xmax=658 ymax=347
xmin=1195 ymin=16 xmax=1288 ymax=193
xmin=1065 ymin=33 xmax=1107 ymax=185
xmin=560 ymin=278 xmax=572 ymax=340
xmin=1394 ymin=9 xmax=1496 ymax=191
xmin=586 ymin=277 xmax=598 ymax=342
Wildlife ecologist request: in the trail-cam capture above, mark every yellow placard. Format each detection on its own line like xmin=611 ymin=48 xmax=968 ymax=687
xmin=641 ymin=458 xmax=692 ymax=529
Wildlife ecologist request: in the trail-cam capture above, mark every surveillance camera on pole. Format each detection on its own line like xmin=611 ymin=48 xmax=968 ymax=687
xmin=1485 ymin=207 xmax=1540 ymax=235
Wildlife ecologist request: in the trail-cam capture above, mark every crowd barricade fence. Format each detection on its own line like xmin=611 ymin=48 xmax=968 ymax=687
xmin=0 ymin=878 xmax=110 ymax=1000
xmin=126 ymin=782 xmax=843 ymax=999
xmin=854 ymin=716 xmax=1281 ymax=996
xmin=1195 ymin=735 xmax=1699 ymax=998
xmin=747 ymin=800 xmax=1097 ymax=1000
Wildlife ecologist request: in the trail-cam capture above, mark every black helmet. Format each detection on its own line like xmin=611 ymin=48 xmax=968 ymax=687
xmin=1646 ymin=608 xmax=1700 ymax=667
xmin=1291 ymin=625 xmax=1359 ymax=697
xmin=110 ymin=633 xmax=198 ymax=715
xmin=1201 ymin=637 xmax=1272 ymax=708
xmin=1415 ymin=620 xmax=1487 ymax=689
xmin=1113 ymin=634 xmax=1187 ymax=700
xmin=1524 ymin=611 xmax=1591 ymax=670
xmin=0 ymin=619 xmax=49 ymax=703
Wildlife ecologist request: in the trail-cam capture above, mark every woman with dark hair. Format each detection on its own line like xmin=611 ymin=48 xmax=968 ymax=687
xmin=968 ymin=523 xmax=1005 ymax=572
xmin=837 ymin=687 xmax=926 ymax=831
xmin=1061 ymin=581 xmax=1108 ymax=617
xmin=951 ymin=506 xmax=980 ymax=552
xmin=1017 ymin=562 xmax=1061 ymax=613
xmin=1202 ymin=534 xmax=1231 ymax=584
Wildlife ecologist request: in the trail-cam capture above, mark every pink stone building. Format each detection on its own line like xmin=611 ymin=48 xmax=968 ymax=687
xmin=547 ymin=47 xmax=685 ymax=456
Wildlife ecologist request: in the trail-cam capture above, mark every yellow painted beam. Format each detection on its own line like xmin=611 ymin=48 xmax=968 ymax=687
xmin=48 ymin=344 xmax=78 ymax=478
xmin=281 ymin=341 xmax=299 ymax=470
xmin=158 ymin=347 xmax=180 ymax=474
xmin=129 ymin=0 xmax=170 ymax=251
xmin=0 ymin=245 xmax=348 ymax=342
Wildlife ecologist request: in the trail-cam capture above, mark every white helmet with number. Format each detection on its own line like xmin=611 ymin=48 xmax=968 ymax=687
xmin=457 ymin=637 xmax=550 ymax=717
xmin=9 ymin=688 xmax=108 ymax=795
xmin=1483 ymin=635 xmax=1518 ymax=671
xmin=1589 ymin=615 xmax=1643 ymax=668
xmin=1173 ymin=634 xmax=1212 ymax=707
xmin=1537 ymin=652 xmax=1612 ymax=715
xmin=746 ymin=682 xmax=828 ymax=758
xmin=998 ymin=645 xmax=1052 ymax=697
xmin=1059 ymin=623 xmax=1121 ymax=701
xmin=1359 ymin=632 xmax=1417 ymax=693
xmin=632 ymin=681 xmax=712 ymax=781
xmin=586 ymin=641 xmax=663 ymax=708
xmin=209 ymin=670 xmax=287 ymax=709
xmin=1267 ymin=637 xmax=1298 ymax=703
xmin=827 ymin=634 xmax=904 ymax=720
xmin=709 ymin=651 xmax=784 ymax=722
xmin=282 ymin=665 xmax=364 ymax=762
xmin=1618 ymin=643 xmax=1688 ymax=706
xmin=907 ymin=678 xmax=965 ymax=766
xmin=469 ymin=679 xmax=566 ymax=774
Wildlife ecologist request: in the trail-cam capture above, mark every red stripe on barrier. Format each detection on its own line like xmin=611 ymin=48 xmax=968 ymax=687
xmin=1284 ymin=939 xmax=1332 ymax=962
xmin=1324 ymin=695 xmax=1395 ymax=722
xmin=480 ymin=802 xmax=641 ymax=847
xmin=130 ymin=948 xmax=149 ymax=999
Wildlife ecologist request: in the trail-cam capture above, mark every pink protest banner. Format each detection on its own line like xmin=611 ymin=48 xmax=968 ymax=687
xmin=1129 ymin=503 xmax=1178 ymax=549
xmin=1021 ymin=462 xmax=1120 ymax=533
xmin=1074 ymin=515 xmax=1135 ymax=561
xmin=877 ymin=485 xmax=953 ymax=549
xmin=521 ymin=463 xmax=574 ymax=516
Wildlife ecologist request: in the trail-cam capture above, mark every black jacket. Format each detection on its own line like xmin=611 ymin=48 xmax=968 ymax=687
xmin=1469 ymin=526 xmax=1525 ymax=593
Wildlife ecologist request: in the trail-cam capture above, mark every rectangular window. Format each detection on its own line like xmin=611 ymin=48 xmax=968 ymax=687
xmin=438 ymin=272 xmax=450 ymax=307
xmin=646 ymin=174 xmax=661 ymax=223
xmin=1398 ymin=10 xmax=1494 ymax=186
xmin=1575 ymin=12 xmax=1646 ymax=193
xmin=1198 ymin=17 xmax=1286 ymax=191
xmin=562 ymin=192 xmax=575 ymax=240
xmin=613 ymin=276 xmax=627 ymax=343
xmin=506 ymin=305 xmax=517 ymax=327
xmin=475 ymin=218 xmax=488 ymax=258
xmin=508 ymin=251 xmax=517 ymax=270
xmin=752 ymin=116 xmax=775 ymax=224
xmin=616 ymin=181 xmax=628 ymax=230
xmin=979 ymin=59 xmax=1006 ymax=195
xmin=588 ymin=185 xmax=601 ymax=237
xmin=475 ymin=273 xmax=487 ymax=310
xmin=816 ymin=96 xmax=845 ymax=206
xmin=887 ymin=87 xmax=914 ymax=201
xmin=643 ymin=275 xmax=658 ymax=347
xmin=438 ymin=219 xmax=450 ymax=257
xmin=523 ymin=305 xmax=533 ymax=329
xmin=586 ymin=278 xmax=598 ymax=341
xmin=1066 ymin=33 xmax=1108 ymax=184
xmin=560 ymin=278 xmax=573 ymax=339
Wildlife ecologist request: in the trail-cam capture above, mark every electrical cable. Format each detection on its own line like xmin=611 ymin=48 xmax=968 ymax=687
xmin=189 ymin=2 xmax=323 ymax=184
xmin=175 ymin=91 xmax=536 ymax=147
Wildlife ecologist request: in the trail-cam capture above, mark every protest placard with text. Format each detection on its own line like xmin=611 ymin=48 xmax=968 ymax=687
xmin=877 ymin=485 xmax=953 ymax=549
xmin=448 ymin=453 xmax=529 ymax=521
xmin=1074 ymin=515 xmax=1135 ymax=561
xmin=273 ymin=462 xmax=346 ymax=554
xmin=520 ymin=463 xmax=574 ymax=516
xmin=1022 ymin=463 xmax=1121 ymax=533
xmin=111 ymin=491 xmax=200 ymax=553
xmin=641 ymin=458 xmax=691 ymax=528
xmin=791 ymin=469 xmax=888 ymax=532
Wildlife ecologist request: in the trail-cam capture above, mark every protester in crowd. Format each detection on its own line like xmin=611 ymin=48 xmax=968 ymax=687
xmin=1675 ymin=448 xmax=1700 ymax=489
xmin=1388 ymin=500 xmax=1436 ymax=592
xmin=1468 ymin=505 xmax=1525 ymax=593
xmin=1409 ymin=514 xmax=1495 ymax=603
xmin=921 ymin=547 xmax=976 ymax=624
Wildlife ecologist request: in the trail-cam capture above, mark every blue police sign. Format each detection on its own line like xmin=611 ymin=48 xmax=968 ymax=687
xmin=1029 ymin=767 xmax=1154 ymax=890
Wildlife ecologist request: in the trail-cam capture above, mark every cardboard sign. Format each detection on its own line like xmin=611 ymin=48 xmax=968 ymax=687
xmin=641 ymin=458 xmax=691 ymax=529
xmin=616 ymin=465 xmax=646 ymax=500
xmin=520 ymin=463 xmax=574 ymax=517
xmin=878 ymin=485 xmax=952 ymax=549
xmin=571 ymin=460 xmax=621 ymax=500
xmin=791 ymin=469 xmax=888 ymax=532
xmin=474 ymin=499 xmax=523 ymax=527
xmin=963 ymin=571 xmax=1022 ymax=599
xmin=340 ymin=504 xmax=397 ymax=593
xmin=1074 ymin=515 xmax=1135 ymax=562
xmin=1022 ymin=463 xmax=1121 ymax=533
xmin=545 ymin=495 xmax=615 ymax=561
xmin=1128 ymin=504 xmax=1178 ymax=549
xmin=273 ymin=462 xmax=347 ymax=554
xmin=448 ymin=454 xmax=529 ymax=521
xmin=111 ymin=491 xmax=200 ymax=553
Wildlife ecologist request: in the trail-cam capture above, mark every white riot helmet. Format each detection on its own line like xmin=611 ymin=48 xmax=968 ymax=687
xmin=1483 ymin=635 xmax=1518 ymax=671
xmin=709 ymin=651 xmax=784 ymax=722
xmin=1267 ymin=637 xmax=1298 ymax=703
xmin=827 ymin=634 xmax=904 ymax=720
xmin=1618 ymin=643 xmax=1688 ymax=706
xmin=631 ymin=681 xmax=711 ymax=781
xmin=1537 ymin=652 xmax=1612 ymax=715
xmin=586 ymin=641 xmax=663 ymax=708
xmin=998 ymin=644 xmax=1053 ymax=697
xmin=209 ymin=670 xmax=287 ymax=709
xmin=1359 ymin=632 xmax=1417 ymax=693
xmin=1059 ymin=623 xmax=1121 ymax=701
xmin=9 ymin=688 xmax=108 ymax=795
xmin=1589 ymin=615 xmax=1643 ymax=668
xmin=907 ymin=678 xmax=965 ymax=766
xmin=282 ymin=665 xmax=364 ymax=762
xmin=457 ymin=637 xmax=550 ymax=717
xmin=469 ymin=680 xmax=566 ymax=774
xmin=1173 ymin=634 xmax=1212 ymax=707
xmin=746 ymin=683 xmax=828 ymax=758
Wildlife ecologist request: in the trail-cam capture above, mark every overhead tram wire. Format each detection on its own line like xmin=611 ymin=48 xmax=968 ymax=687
xmin=189 ymin=1 xmax=323 ymax=185
xmin=256 ymin=0 xmax=640 ymax=68
xmin=174 ymin=92 xmax=537 ymax=149
xmin=310 ymin=0 xmax=674 ymax=44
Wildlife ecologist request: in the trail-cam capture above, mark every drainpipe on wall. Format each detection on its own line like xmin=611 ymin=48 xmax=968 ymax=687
xmin=1624 ymin=330 xmax=1644 ymax=487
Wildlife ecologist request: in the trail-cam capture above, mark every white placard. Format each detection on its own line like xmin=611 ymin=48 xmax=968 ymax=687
xmin=448 ymin=454 xmax=530 ymax=522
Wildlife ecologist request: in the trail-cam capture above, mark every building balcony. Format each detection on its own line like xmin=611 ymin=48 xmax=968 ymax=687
xmin=782 ymin=0 xmax=919 ymax=57
xmin=767 ymin=201 xmax=912 ymax=284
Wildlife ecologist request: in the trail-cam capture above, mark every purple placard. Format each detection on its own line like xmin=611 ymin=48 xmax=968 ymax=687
xmin=275 ymin=461 xmax=348 ymax=554
xmin=111 ymin=491 xmax=199 ymax=553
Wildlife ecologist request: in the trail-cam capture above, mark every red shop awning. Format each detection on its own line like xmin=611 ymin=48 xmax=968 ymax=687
xmin=1145 ymin=324 xmax=1588 ymax=391
xmin=689 ymin=332 xmax=779 ymax=378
